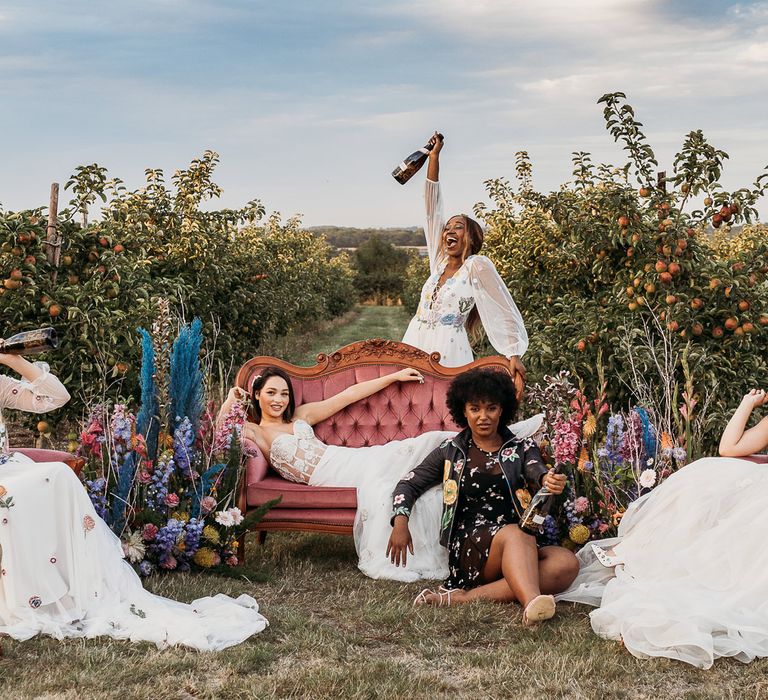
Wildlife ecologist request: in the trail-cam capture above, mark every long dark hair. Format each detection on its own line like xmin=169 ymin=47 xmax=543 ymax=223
xmin=250 ymin=366 xmax=295 ymax=424
xmin=441 ymin=214 xmax=485 ymax=345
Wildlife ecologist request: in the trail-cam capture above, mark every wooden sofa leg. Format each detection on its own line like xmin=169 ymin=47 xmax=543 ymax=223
xmin=258 ymin=531 xmax=268 ymax=545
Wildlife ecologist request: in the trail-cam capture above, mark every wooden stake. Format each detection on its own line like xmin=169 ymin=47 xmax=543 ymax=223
xmin=45 ymin=183 xmax=61 ymax=282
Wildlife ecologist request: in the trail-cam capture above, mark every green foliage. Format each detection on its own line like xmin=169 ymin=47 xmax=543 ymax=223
xmin=308 ymin=226 xmax=425 ymax=248
xmin=401 ymin=253 xmax=430 ymax=314
xmin=476 ymin=93 xmax=768 ymax=453
xmin=353 ymin=235 xmax=408 ymax=303
xmin=0 ymin=151 xmax=356 ymax=414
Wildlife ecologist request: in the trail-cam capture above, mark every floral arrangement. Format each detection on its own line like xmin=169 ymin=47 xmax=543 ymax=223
xmin=79 ymin=303 xmax=277 ymax=575
xmin=527 ymin=370 xmax=690 ymax=548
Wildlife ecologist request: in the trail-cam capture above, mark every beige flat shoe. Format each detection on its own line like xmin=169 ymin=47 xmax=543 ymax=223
xmin=522 ymin=594 xmax=556 ymax=626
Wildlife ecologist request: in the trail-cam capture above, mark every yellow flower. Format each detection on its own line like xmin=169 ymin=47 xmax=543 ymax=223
xmin=515 ymin=488 xmax=532 ymax=510
xmin=193 ymin=547 xmax=219 ymax=568
xmin=171 ymin=511 xmax=190 ymax=523
xmin=583 ymin=414 xmax=597 ymax=439
xmin=660 ymin=432 xmax=673 ymax=451
xmin=569 ymin=524 xmax=590 ymax=545
xmin=577 ymin=446 xmax=590 ymax=472
xmin=203 ymin=525 xmax=221 ymax=545
xmin=612 ymin=510 xmax=625 ymax=526
xmin=0 ymin=485 xmax=6 ymax=498
xmin=443 ymin=479 xmax=458 ymax=506
xmin=231 ymin=540 xmax=239 ymax=550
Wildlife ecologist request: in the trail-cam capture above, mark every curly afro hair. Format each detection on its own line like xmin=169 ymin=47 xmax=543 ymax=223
xmin=446 ymin=368 xmax=518 ymax=431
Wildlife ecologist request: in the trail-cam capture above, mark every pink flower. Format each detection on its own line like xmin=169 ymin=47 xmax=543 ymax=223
xmin=142 ymin=523 xmax=158 ymax=541
xmin=225 ymin=555 xmax=238 ymax=566
xmin=137 ymin=470 xmax=152 ymax=485
xmin=160 ymin=555 xmax=177 ymax=570
xmin=164 ymin=493 xmax=180 ymax=508
xmin=201 ymin=496 xmax=217 ymax=514
xmin=552 ymin=413 xmax=581 ymax=467
xmin=598 ymin=523 xmax=610 ymax=534
xmin=573 ymin=496 xmax=589 ymax=514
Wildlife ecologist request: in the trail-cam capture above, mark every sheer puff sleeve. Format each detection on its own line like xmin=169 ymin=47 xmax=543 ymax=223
xmin=0 ymin=362 xmax=71 ymax=413
xmin=424 ymin=179 xmax=446 ymax=275
xmin=466 ymin=255 xmax=528 ymax=358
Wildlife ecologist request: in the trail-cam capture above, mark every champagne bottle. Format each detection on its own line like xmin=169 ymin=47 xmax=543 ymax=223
xmin=392 ymin=133 xmax=443 ymax=185
xmin=519 ymin=468 xmax=559 ymax=535
xmin=0 ymin=328 xmax=59 ymax=356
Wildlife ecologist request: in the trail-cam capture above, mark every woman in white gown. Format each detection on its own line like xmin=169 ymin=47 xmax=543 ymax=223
xmin=401 ymin=133 xmax=528 ymax=399
xmin=0 ymin=351 xmax=267 ymax=650
xmin=222 ymin=367 xmax=454 ymax=583
xmin=560 ymin=388 xmax=768 ymax=669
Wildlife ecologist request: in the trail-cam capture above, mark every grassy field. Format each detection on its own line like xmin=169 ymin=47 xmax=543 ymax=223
xmin=3 ymin=306 xmax=767 ymax=699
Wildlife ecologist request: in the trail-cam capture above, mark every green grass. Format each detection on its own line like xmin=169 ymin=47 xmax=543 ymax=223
xmin=283 ymin=304 xmax=411 ymax=367
xmin=3 ymin=533 xmax=767 ymax=699
xmin=4 ymin=305 xmax=768 ymax=699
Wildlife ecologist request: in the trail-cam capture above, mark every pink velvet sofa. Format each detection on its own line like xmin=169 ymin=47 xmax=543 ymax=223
xmin=15 ymin=447 xmax=84 ymax=475
xmin=235 ymin=339 xmax=510 ymax=555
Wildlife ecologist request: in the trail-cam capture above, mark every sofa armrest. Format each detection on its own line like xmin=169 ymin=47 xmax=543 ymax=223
xmin=741 ymin=454 xmax=768 ymax=464
xmin=14 ymin=447 xmax=85 ymax=475
xmin=242 ymin=437 xmax=269 ymax=483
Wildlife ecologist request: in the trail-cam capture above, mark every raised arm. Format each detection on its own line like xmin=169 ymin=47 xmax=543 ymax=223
xmin=719 ymin=389 xmax=768 ymax=457
xmin=0 ymin=354 xmax=70 ymax=412
xmin=424 ymin=132 xmax=446 ymax=274
xmin=295 ymin=368 xmax=424 ymax=426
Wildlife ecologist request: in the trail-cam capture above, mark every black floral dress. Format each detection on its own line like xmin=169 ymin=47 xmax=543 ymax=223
xmin=445 ymin=442 xmax=517 ymax=590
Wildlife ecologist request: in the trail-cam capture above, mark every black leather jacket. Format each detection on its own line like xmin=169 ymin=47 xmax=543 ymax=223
xmin=392 ymin=426 xmax=548 ymax=548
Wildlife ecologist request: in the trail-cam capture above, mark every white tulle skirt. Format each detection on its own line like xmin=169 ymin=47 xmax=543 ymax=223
xmin=0 ymin=453 xmax=267 ymax=650
xmin=559 ymin=457 xmax=768 ymax=668
xmin=309 ymin=432 xmax=454 ymax=582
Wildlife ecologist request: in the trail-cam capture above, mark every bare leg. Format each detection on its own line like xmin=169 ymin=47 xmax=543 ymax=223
xmin=420 ymin=527 xmax=579 ymax=606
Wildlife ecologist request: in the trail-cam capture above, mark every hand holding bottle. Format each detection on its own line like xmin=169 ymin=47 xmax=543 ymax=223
xmin=541 ymin=469 xmax=566 ymax=495
xmin=427 ymin=131 xmax=444 ymax=159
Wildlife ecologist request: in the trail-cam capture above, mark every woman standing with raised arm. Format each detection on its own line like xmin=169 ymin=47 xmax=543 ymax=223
xmin=401 ymin=133 xmax=528 ymax=399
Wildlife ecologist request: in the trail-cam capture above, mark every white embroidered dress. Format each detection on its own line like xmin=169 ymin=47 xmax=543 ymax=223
xmin=559 ymin=457 xmax=768 ymax=669
xmin=401 ymin=179 xmax=528 ymax=366
xmin=0 ymin=365 xmax=267 ymax=650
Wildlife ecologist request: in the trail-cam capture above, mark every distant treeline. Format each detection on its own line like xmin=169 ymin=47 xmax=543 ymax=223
xmin=307 ymin=226 xmax=425 ymax=249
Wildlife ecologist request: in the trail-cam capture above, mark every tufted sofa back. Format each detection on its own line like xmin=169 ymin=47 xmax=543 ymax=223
xmin=236 ymin=339 xmax=511 ymax=449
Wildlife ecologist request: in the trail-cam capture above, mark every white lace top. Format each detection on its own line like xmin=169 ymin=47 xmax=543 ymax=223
xmin=268 ymin=419 xmax=328 ymax=484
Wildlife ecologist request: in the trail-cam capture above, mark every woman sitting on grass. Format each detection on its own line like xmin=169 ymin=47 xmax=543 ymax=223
xmin=387 ymin=368 xmax=579 ymax=624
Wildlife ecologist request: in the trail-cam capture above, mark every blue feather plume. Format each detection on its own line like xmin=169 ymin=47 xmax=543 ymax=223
xmin=634 ymin=407 xmax=657 ymax=459
xmin=191 ymin=462 xmax=226 ymax=518
xmin=136 ymin=327 xmax=160 ymax=462
xmin=169 ymin=318 xmax=204 ymax=431
xmin=110 ymin=452 xmax=136 ymax=533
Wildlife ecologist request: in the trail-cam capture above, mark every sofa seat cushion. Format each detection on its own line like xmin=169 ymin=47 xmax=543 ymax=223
xmin=248 ymin=474 xmax=358 ymax=509
xmin=259 ymin=508 xmax=356 ymax=527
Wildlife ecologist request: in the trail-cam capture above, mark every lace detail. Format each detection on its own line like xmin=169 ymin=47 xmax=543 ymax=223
xmin=268 ymin=420 xmax=328 ymax=484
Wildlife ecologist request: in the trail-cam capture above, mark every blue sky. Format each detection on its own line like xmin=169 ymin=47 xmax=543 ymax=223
xmin=2 ymin=1 xmax=768 ymax=226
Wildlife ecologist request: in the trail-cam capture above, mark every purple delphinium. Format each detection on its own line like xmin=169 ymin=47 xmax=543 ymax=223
xmin=539 ymin=515 xmax=561 ymax=546
xmin=604 ymin=414 xmax=625 ymax=466
xmin=150 ymin=518 xmax=184 ymax=569
xmin=138 ymin=560 xmax=155 ymax=577
xmin=173 ymin=417 xmax=195 ymax=479
xmin=85 ymin=477 xmax=108 ymax=520
xmin=183 ymin=517 xmax=204 ymax=560
xmin=147 ymin=452 xmax=175 ymax=510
